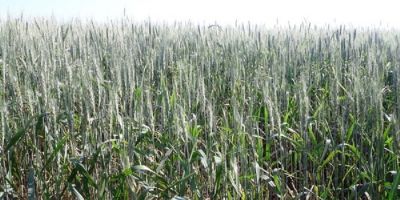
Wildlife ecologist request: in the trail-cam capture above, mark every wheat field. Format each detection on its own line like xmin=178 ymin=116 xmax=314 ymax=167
xmin=0 ymin=18 xmax=399 ymax=199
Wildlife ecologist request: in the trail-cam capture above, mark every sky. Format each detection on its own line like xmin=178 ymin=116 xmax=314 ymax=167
xmin=0 ymin=0 xmax=400 ymax=28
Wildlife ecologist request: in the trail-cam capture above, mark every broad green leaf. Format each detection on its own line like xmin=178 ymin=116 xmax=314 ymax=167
xmin=319 ymin=150 xmax=339 ymax=172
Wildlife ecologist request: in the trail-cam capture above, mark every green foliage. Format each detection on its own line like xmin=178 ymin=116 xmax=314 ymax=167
xmin=0 ymin=19 xmax=399 ymax=199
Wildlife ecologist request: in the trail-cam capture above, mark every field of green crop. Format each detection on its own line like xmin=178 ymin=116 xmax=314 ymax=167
xmin=0 ymin=18 xmax=399 ymax=199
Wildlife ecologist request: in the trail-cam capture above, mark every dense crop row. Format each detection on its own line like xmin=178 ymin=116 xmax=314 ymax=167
xmin=0 ymin=18 xmax=399 ymax=199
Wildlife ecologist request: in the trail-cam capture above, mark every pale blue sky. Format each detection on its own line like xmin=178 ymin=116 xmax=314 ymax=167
xmin=1 ymin=0 xmax=400 ymax=27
